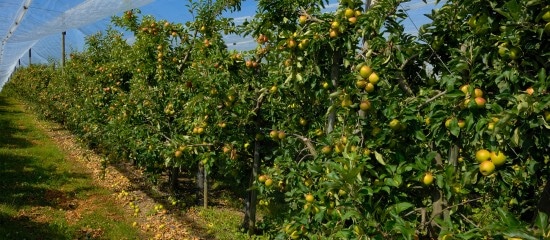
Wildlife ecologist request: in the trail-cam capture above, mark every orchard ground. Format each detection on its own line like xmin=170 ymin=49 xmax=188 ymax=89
xmin=0 ymin=92 xmax=254 ymax=240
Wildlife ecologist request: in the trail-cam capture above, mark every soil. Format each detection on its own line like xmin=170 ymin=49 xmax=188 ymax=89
xmin=36 ymin=120 xmax=205 ymax=240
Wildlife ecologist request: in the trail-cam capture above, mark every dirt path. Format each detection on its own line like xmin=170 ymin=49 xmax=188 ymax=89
xmin=35 ymin=120 xmax=200 ymax=240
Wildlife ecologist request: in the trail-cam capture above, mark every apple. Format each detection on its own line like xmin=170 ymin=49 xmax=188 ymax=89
xmin=545 ymin=22 xmax=550 ymax=35
xmin=340 ymin=135 xmax=348 ymax=144
xmin=299 ymin=15 xmax=307 ymax=25
xmin=355 ymin=10 xmax=362 ymax=17
xmin=359 ymin=100 xmax=371 ymax=111
xmin=498 ymin=44 xmax=508 ymax=58
xmin=508 ymin=46 xmax=521 ymax=60
xmin=329 ymin=29 xmax=339 ymax=38
xmin=315 ymin=129 xmax=323 ymax=136
xmin=278 ymin=131 xmax=286 ymax=140
xmin=479 ymin=160 xmax=495 ymax=176
xmin=389 ymin=119 xmax=401 ymax=130
xmin=265 ymin=178 xmax=273 ymax=187
xmin=542 ymin=10 xmax=550 ymax=22
xmin=344 ymin=8 xmax=355 ymax=18
xmin=258 ymin=175 xmax=267 ymax=183
xmin=363 ymin=148 xmax=371 ymax=155
xmin=423 ymin=172 xmax=434 ymax=186
xmin=334 ymin=143 xmax=344 ymax=154
xmin=196 ymin=127 xmax=204 ymax=134
xmin=341 ymin=98 xmax=352 ymax=108
xmin=488 ymin=122 xmax=495 ymax=130
xmin=175 ymin=150 xmax=182 ymax=158
xmin=348 ymin=17 xmax=357 ymax=24
xmin=331 ymin=21 xmax=340 ymax=29
xmin=305 ymin=194 xmax=314 ymax=203
xmin=445 ymin=118 xmax=453 ymax=129
xmin=299 ymin=118 xmax=307 ymax=126
xmin=365 ymin=83 xmax=375 ymax=93
xmin=460 ymin=84 xmax=470 ymax=95
xmin=270 ymin=85 xmax=278 ymax=94
xmin=458 ymin=119 xmax=466 ymax=128
xmin=321 ymin=146 xmax=332 ymax=154
xmin=474 ymin=88 xmax=483 ymax=97
xmin=474 ymin=97 xmax=486 ymax=108
xmin=287 ymin=38 xmax=297 ymax=48
xmin=298 ymin=39 xmax=309 ymax=50
xmin=476 ymin=149 xmax=491 ymax=163
xmin=526 ymin=87 xmax=534 ymax=95
xmin=359 ymin=65 xmax=373 ymax=79
xmin=269 ymin=130 xmax=279 ymax=140
xmin=545 ymin=111 xmax=550 ymax=121
xmin=490 ymin=151 xmax=506 ymax=166
xmin=368 ymin=72 xmax=380 ymax=84
xmin=322 ymin=81 xmax=330 ymax=89
xmin=356 ymin=80 xmax=367 ymax=89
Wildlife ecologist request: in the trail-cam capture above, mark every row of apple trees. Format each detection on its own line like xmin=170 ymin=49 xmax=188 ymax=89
xmin=3 ymin=0 xmax=550 ymax=239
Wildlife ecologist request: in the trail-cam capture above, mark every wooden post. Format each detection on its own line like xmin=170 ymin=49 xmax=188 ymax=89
xmin=203 ymin=166 xmax=208 ymax=208
xmin=62 ymin=31 xmax=66 ymax=68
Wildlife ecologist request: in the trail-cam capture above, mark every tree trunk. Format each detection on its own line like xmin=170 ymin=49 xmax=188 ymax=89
xmin=168 ymin=166 xmax=179 ymax=192
xmin=197 ymin=163 xmax=204 ymax=205
xmin=242 ymin=139 xmax=261 ymax=233
xmin=327 ymin=50 xmax=342 ymax=134
xmin=203 ymin=166 xmax=208 ymax=208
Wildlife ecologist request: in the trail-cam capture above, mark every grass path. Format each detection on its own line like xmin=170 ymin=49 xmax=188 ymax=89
xmin=0 ymin=91 xmax=254 ymax=240
xmin=0 ymin=93 xmax=148 ymax=239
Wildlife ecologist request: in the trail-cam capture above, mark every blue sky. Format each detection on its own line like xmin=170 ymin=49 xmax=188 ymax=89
xmin=135 ymin=0 xmax=440 ymax=51
xmin=22 ymin=0 xmax=441 ymax=64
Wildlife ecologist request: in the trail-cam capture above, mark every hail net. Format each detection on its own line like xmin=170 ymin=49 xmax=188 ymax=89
xmin=0 ymin=0 xmax=153 ymax=88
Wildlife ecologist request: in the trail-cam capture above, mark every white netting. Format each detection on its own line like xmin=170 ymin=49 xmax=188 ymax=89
xmin=0 ymin=0 xmax=439 ymax=89
xmin=0 ymin=0 xmax=153 ymax=88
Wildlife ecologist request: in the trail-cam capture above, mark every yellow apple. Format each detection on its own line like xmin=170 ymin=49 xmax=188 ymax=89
xmin=474 ymin=88 xmax=483 ymax=97
xmin=423 ymin=172 xmax=434 ymax=186
xmin=359 ymin=100 xmax=371 ymax=111
xmin=389 ymin=119 xmax=401 ymax=130
xmin=365 ymin=82 xmax=375 ymax=93
xmin=299 ymin=15 xmax=307 ymax=25
xmin=368 ymin=72 xmax=380 ymax=85
xmin=359 ymin=65 xmax=373 ymax=79
xmin=490 ymin=151 xmax=507 ymax=166
xmin=321 ymin=145 xmax=332 ymax=154
xmin=476 ymin=149 xmax=491 ymax=163
xmin=305 ymin=193 xmax=314 ymax=203
xmin=344 ymin=8 xmax=355 ymax=18
xmin=479 ymin=160 xmax=495 ymax=176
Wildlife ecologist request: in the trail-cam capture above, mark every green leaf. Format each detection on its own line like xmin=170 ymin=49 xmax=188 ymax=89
xmin=414 ymin=130 xmax=426 ymax=141
xmin=391 ymin=202 xmax=413 ymax=214
xmin=374 ymin=151 xmax=386 ymax=165
xmin=535 ymin=211 xmax=549 ymax=235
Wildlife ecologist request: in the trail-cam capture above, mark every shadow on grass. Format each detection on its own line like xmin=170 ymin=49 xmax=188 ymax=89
xmin=0 ymin=152 xmax=90 ymax=209
xmin=0 ymin=146 xmax=90 ymax=239
xmin=0 ymin=95 xmax=34 ymax=149
xmin=0 ymin=212 xmax=68 ymax=240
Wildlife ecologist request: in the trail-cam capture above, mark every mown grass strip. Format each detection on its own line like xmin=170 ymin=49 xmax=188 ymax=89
xmin=0 ymin=92 xmax=144 ymax=239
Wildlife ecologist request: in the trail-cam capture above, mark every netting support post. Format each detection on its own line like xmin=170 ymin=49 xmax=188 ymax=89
xmin=62 ymin=31 xmax=66 ymax=69
xmin=28 ymin=48 xmax=31 ymax=66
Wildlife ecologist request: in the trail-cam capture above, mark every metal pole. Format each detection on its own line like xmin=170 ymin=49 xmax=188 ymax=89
xmin=28 ymin=48 xmax=31 ymax=65
xmin=62 ymin=31 xmax=66 ymax=68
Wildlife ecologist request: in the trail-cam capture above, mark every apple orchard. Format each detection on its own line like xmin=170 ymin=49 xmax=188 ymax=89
xmin=4 ymin=0 xmax=550 ymax=239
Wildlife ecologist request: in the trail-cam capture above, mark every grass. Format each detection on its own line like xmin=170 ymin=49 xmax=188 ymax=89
xmin=190 ymin=206 xmax=254 ymax=240
xmin=0 ymin=92 xmax=144 ymax=239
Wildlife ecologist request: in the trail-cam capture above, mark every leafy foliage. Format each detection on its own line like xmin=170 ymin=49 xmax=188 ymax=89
xmin=3 ymin=0 xmax=550 ymax=239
